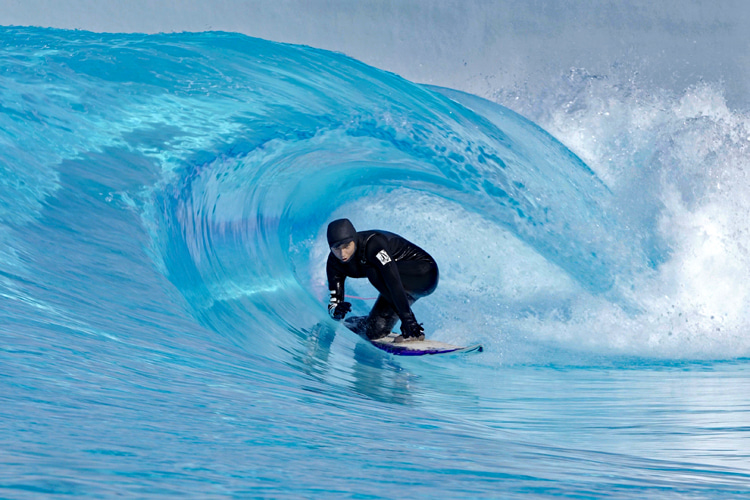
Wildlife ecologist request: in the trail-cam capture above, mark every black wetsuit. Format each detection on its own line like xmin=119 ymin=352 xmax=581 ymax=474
xmin=327 ymin=230 xmax=439 ymax=339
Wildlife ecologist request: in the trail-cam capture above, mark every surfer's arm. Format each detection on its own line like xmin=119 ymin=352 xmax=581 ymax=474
xmin=366 ymin=236 xmax=415 ymax=324
xmin=326 ymin=253 xmax=348 ymax=318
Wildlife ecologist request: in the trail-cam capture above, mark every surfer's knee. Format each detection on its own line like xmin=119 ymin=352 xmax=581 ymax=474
xmin=365 ymin=307 xmax=398 ymax=340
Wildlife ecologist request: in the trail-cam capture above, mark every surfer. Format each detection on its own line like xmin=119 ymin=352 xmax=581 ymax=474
xmin=325 ymin=218 xmax=439 ymax=343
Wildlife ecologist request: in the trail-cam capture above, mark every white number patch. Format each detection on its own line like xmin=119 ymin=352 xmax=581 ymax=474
xmin=376 ymin=250 xmax=392 ymax=265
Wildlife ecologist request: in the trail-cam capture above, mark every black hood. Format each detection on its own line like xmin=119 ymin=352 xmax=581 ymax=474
xmin=327 ymin=218 xmax=357 ymax=247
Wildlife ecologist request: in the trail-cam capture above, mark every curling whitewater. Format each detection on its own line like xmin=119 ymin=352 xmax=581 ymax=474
xmin=1 ymin=27 xmax=749 ymax=498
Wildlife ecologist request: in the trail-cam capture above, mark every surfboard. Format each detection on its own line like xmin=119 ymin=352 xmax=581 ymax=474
xmin=370 ymin=332 xmax=483 ymax=356
xmin=343 ymin=317 xmax=482 ymax=356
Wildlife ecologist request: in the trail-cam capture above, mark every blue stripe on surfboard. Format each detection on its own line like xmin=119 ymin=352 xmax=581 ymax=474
xmin=371 ymin=335 xmax=483 ymax=356
xmin=373 ymin=343 xmax=484 ymax=356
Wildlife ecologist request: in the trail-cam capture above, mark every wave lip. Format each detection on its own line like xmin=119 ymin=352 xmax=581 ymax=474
xmin=150 ymin=59 xmax=637 ymax=357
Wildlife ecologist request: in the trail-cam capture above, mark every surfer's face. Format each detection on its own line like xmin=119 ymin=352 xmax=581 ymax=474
xmin=331 ymin=240 xmax=356 ymax=262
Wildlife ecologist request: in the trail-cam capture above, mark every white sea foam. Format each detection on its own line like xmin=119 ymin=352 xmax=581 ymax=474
xmin=492 ymin=74 xmax=750 ymax=358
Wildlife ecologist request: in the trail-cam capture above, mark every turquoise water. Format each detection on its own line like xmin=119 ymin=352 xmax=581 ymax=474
xmin=1 ymin=27 xmax=749 ymax=498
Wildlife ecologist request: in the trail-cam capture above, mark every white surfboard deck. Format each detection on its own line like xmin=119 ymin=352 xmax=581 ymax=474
xmin=370 ymin=333 xmax=483 ymax=356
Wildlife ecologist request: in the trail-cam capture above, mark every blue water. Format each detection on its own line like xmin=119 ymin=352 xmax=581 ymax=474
xmin=1 ymin=27 xmax=749 ymax=498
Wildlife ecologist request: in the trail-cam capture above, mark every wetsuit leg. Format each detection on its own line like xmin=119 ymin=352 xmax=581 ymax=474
xmin=366 ymin=259 xmax=439 ymax=301
xmin=395 ymin=259 xmax=439 ymax=298
xmin=364 ymin=296 xmax=400 ymax=340
xmin=343 ymin=315 xmax=368 ymax=335
xmin=364 ymin=259 xmax=438 ymax=340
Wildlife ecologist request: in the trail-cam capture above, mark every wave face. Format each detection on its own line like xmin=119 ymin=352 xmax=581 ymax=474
xmin=2 ymin=27 xmax=749 ymax=498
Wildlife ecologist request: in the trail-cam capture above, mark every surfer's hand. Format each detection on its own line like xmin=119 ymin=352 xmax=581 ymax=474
xmin=329 ymin=301 xmax=351 ymax=320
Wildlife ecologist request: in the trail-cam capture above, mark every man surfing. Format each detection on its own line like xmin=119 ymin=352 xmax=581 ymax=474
xmin=325 ymin=218 xmax=439 ymax=343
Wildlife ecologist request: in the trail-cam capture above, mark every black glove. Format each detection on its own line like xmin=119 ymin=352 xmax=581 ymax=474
xmin=328 ymin=301 xmax=351 ymax=320
xmin=399 ymin=314 xmax=425 ymax=341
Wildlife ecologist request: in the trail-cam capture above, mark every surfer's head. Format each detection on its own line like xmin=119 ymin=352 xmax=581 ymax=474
xmin=327 ymin=218 xmax=357 ymax=262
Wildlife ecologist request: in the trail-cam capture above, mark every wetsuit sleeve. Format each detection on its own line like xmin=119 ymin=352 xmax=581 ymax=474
xmin=365 ymin=235 xmax=414 ymax=323
xmin=326 ymin=253 xmax=346 ymax=317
